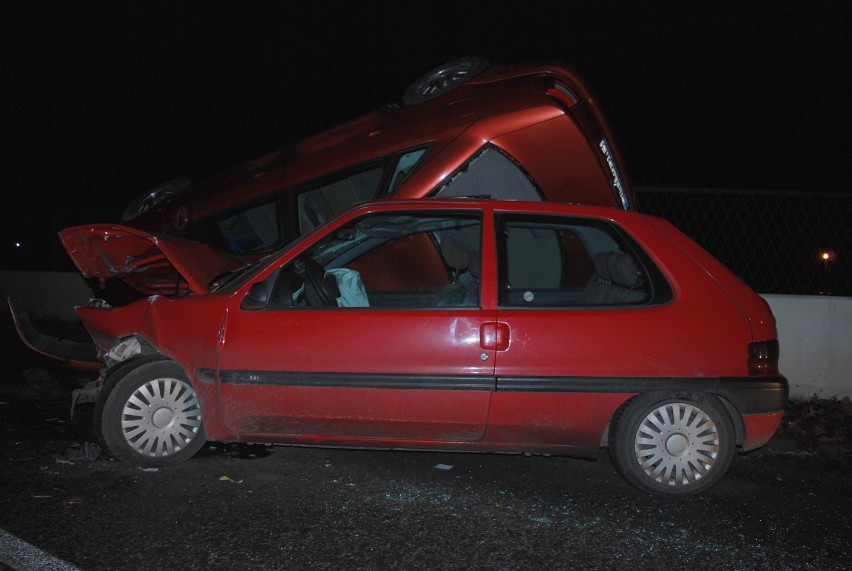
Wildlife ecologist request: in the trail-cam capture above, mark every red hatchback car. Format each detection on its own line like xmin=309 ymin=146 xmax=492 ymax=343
xmin=121 ymin=57 xmax=633 ymax=258
xmin=60 ymin=198 xmax=787 ymax=495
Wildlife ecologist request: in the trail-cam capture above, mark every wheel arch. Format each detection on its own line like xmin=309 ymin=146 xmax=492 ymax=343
xmin=100 ymin=336 xmax=201 ymax=410
xmin=716 ymin=394 xmax=747 ymax=449
xmin=100 ymin=353 xmax=176 ymax=397
xmin=600 ymin=390 xmax=743 ymax=448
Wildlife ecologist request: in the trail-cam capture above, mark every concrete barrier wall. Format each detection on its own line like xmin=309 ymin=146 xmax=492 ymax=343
xmin=1 ymin=271 xmax=849 ymax=399
xmin=0 ymin=271 xmax=93 ymax=321
xmin=763 ymin=294 xmax=852 ymax=400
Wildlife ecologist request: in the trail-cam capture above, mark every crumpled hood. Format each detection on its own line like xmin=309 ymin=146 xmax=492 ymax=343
xmin=59 ymin=224 xmax=247 ymax=296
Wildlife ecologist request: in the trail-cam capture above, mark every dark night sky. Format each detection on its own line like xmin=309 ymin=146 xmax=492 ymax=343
xmin=2 ymin=1 xmax=849 ymax=270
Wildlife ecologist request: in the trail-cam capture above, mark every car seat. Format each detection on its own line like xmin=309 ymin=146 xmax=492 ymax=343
xmin=434 ymin=236 xmax=480 ymax=306
xmin=582 ymin=252 xmax=647 ymax=305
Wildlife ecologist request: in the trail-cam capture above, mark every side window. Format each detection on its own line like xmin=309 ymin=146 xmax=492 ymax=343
xmin=297 ymin=147 xmax=431 ymax=235
xmin=214 ymin=201 xmax=280 ymax=254
xmin=298 ymin=165 xmax=383 ymax=235
xmin=184 ymin=199 xmax=280 ymax=255
xmin=184 ymin=148 xmax=431 ymax=255
xmin=434 ymin=145 xmax=542 ymax=201
xmin=498 ymin=215 xmax=667 ymax=308
xmin=268 ymin=212 xmax=482 ymax=309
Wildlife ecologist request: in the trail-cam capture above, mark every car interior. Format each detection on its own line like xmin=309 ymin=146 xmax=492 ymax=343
xmin=261 ymin=211 xmax=655 ymax=311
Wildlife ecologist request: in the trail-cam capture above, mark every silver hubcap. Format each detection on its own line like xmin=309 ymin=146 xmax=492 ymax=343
xmin=121 ymin=377 xmax=202 ymax=457
xmin=634 ymin=402 xmax=720 ymax=487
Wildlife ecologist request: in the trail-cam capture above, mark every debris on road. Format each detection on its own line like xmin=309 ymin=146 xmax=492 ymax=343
xmin=778 ymin=397 xmax=851 ymax=453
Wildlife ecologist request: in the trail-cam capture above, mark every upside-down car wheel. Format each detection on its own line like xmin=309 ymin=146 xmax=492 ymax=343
xmin=402 ymin=55 xmax=489 ymax=105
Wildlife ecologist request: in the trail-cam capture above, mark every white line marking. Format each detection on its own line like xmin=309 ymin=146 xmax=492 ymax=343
xmin=0 ymin=528 xmax=80 ymax=571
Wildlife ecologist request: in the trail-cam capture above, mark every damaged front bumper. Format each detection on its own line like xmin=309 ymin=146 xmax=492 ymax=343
xmin=7 ymin=298 xmax=100 ymax=372
xmin=69 ymin=336 xmax=146 ymax=420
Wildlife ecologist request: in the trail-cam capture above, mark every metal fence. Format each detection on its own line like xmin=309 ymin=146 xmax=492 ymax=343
xmin=635 ymin=187 xmax=852 ymax=297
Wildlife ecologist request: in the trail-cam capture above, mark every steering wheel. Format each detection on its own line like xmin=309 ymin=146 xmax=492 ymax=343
xmin=301 ymin=257 xmax=339 ymax=307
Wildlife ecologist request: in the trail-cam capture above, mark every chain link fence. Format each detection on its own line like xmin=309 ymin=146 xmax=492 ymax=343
xmin=635 ymin=188 xmax=852 ymax=297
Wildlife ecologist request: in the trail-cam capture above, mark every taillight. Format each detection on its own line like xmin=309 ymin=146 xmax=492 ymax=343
xmin=531 ymin=76 xmax=580 ymax=109
xmin=748 ymin=340 xmax=780 ymax=376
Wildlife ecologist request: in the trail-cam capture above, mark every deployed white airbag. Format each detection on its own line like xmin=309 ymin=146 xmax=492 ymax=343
xmin=327 ymin=268 xmax=369 ymax=307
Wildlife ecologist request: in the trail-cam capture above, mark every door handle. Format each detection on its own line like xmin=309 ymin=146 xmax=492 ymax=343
xmin=480 ymin=322 xmax=510 ymax=351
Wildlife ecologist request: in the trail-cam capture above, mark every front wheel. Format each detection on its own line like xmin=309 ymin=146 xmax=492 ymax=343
xmin=609 ymin=393 xmax=735 ymax=495
xmin=95 ymin=360 xmax=205 ymax=468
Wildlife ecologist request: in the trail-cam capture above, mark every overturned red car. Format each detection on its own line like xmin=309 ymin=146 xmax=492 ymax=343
xmin=59 ymin=198 xmax=787 ymax=495
xmin=121 ymin=57 xmax=633 ymax=259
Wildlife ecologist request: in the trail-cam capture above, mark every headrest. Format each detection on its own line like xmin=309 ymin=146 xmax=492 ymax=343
xmin=441 ymin=236 xmax=469 ymax=271
xmin=467 ymin=250 xmax=481 ymax=280
xmin=593 ymin=252 xmax=644 ymax=289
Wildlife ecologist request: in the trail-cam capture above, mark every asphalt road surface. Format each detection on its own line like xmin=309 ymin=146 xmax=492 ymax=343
xmin=1 ymin=357 xmax=849 ymax=570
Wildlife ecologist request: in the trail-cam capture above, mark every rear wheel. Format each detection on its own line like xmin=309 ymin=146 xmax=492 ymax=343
xmin=402 ymin=56 xmax=489 ymax=105
xmin=95 ymin=360 xmax=205 ymax=468
xmin=609 ymin=393 xmax=735 ymax=495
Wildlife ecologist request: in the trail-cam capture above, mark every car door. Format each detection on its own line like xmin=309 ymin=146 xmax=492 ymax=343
xmin=217 ymin=207 xmax=497 ymax=442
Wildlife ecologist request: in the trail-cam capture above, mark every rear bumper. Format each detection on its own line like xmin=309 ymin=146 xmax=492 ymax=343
xmin=716 ymin=375 xmax=788 ymax=415
xmin=717 ymin=375 xmax=788 ymax=452
xmin=741 ymin=410 xmax=786 ymax=452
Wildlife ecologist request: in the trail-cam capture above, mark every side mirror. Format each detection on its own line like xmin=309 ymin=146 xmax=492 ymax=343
xmin=240 ymin=281 xmax=269 ymax=310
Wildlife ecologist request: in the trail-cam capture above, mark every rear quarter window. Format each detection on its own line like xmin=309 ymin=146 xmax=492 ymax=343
xmin=434 ymin=145 xmax=542 ymax=201
xmin=497 ymin=214 xmax=672 ymax=308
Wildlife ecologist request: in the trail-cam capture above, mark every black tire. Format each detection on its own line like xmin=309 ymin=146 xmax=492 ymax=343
xmin=402 ymin=56 xmax=489 ymax=106
xmin=121 ymin=177 xmax=191 ymax=222
xmin=609 ymin=392 xmax=735 ymax=495
xmin=94 ymin=359 xmax=205 ymax=468
xmin=93 ymin=355 xmax=163 ymax=447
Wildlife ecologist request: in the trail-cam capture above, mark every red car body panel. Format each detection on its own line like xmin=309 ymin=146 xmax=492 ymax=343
xmin=59 ymin=224 xmax=246 ymax=295
xmin=69 ymin=200 xmax=786 ymax=456
xmin=645 ymin=216 xmax=780 ymax=342
xmin=128 ymin=61 xmax=632 ymax=242
xmin=741 ymin=411 xmax=786 ymax=451
xmin=217 ymin=309 xmax=495 ymax=440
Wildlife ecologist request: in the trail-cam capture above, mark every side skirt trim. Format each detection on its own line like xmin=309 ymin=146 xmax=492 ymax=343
xmin=214 ymin=370 xmax=788 ymax=414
